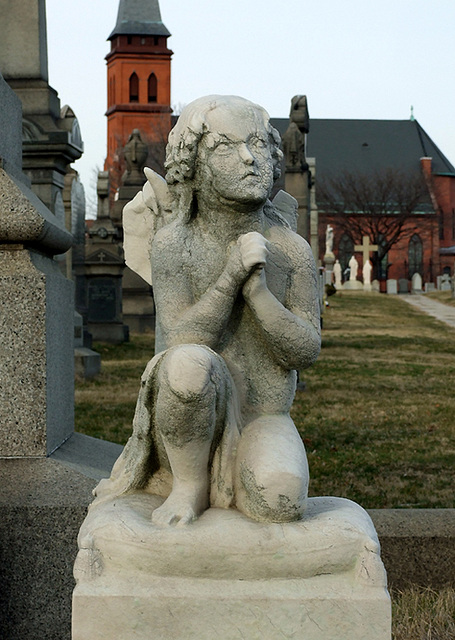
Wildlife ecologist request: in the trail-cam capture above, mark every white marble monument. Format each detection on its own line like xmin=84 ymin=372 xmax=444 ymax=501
xmin=73 ymin=96 xmax=390 ymax=640
xmin=323 ymin=224 xmax=335 ymax=285
xmin=333 ymin=258 xmax=342 ymax=289
xmin=343 ymin=254 xmax=363 ymax=290
xmin=363 ymin=259 xmax=373 ymax=291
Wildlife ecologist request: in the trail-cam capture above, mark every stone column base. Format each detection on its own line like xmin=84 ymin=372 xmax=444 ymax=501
xmin=73 ymin=496 xmax=391 ymax=640
xmin=343 ymin=280 xmax=364 ymax=291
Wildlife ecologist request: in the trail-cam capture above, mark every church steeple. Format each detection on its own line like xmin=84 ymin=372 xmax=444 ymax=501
xmin=108 ymin=0 xmax=171 ymax=39
xmin=104 ymin=0 xmax=172 ymax=192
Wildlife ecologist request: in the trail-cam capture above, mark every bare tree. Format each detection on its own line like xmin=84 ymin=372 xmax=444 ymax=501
xmin=317 ymin=168 xmax=434 ymax=277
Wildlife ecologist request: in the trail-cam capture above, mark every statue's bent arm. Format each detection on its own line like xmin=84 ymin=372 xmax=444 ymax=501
xmin=152 ymin=226 xmax=243 ymax=350
xmin=243 ymin=233 xmax=321 ymax=371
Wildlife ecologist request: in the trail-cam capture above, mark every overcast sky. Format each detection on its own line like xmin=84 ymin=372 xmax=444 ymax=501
xmin=45 ymin=0 xmax=455 ymax=217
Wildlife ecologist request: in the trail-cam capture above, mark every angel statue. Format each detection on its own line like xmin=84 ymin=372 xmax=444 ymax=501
xmin=95 ymin=95 xmax=321 ymax=526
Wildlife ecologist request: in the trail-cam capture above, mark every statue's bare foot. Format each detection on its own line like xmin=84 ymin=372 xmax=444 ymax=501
xmin=151 ymin=481 xmax=209 ymax=527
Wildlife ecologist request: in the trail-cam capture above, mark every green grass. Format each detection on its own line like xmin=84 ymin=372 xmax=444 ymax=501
xmin=425 ymin=289 xmax=455 ymax=308
xmin=293 ymin=293 xmax=455 ymax=508
xmin=76 ymin=293 xmax=455 ymax=508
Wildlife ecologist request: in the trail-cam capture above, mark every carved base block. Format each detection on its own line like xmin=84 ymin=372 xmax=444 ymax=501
xmin=342 ymin=280 xmax=364 ymax=290
xmin=72 ymin=496 xmax=391 ymax=640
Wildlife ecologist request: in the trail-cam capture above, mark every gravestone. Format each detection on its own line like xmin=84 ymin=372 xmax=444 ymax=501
xmin=386 ymin=279 xmax=398 ymax=294
xmin=343 ymin=254 xmax=363 ymax=290
xmin=425 ymin=282 xmax=436 ymax=293
xmin=440 ymin=274 xmax=451 ymax=291
xmin=411 ymin=272 xmax=423 ymax=294
xmin=355 ymin=235 xmax=378 ymax=270
xmin=73 ymin=95 xmax=390 ymax=640
xmin=371 ymin=279 xmax=380 ymax=293
xmin=398 ymin=278 xmax=409 ymax=294
xmin=84 ymin=172 xmax=129 ymax=343
xmin=0 ymin=0 xmax=83 ymax=216
xmin=282 ymin=95 xmax=319 ymax=262
xmin=74 ymin=311 xmax=101 ymax=379
xmin=0 ymin=70 xmax=122 ymax=640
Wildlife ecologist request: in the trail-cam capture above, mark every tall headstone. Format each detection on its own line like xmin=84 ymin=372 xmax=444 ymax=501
xmin=84 ymin=171 xmax=129 ymax=343
xmin=0 ymin=0 xmax=83 ymax=217
xmin=282 ymin=95 xmax=319 ymax=264
xmin=0 ymin=70 xmax=120 ymax=640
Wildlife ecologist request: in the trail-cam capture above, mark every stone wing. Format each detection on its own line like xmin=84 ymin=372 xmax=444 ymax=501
xmin=122 ymin=168 xmax=173 ymax=285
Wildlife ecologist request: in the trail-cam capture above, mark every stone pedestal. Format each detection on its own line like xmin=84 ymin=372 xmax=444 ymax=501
xmin=73 ymin=496 xmax=391 ymax=640
xmin=323 ymin=251 xmax=335 ymax=286
xmin=343 ymin=279 xmax=364 ymax=291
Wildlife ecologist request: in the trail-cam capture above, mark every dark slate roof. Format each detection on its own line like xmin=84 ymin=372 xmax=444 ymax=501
xmin=271 ymin=118 xmax=455 ymax=180
xmin=108 ymin=0 xmax=170 ymax=39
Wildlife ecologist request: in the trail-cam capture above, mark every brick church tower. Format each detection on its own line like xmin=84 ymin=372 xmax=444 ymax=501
xmin=105 ymin=0 xmax=172 ymax=188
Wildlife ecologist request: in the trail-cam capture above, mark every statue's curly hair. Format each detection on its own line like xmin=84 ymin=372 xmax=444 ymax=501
xmin=164 ymin=95 xmax=283 ymax=221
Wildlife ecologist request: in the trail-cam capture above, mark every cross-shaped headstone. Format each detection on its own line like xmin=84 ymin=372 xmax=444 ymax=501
xmin=354 ymin=236 xmax=378 ymax=264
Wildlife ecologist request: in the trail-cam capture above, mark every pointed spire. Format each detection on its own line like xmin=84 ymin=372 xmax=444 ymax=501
xmin=410 ymin=105 xmax=415 ymax=121
xmin=108 ymin=0 xmax=170 ymax=39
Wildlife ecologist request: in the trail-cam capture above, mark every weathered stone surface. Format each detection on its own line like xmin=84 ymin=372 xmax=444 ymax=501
xmin=0 ymin=0 xmax=48 ymax=81
xmin=73 ymin=496 xmax=390 ymax=640
xmin=369 ymin=508 xmax=455 ymax=589
xmin=102 ymin=95 xmax=321 ymax=527
xmin=0 ymin=73 xmax=23 ymax=179
xmin=0 ymin=169 xmax=72 ymax=253
xmin=0 ymin=435 xmax=123 ymax=640
xmin=0 ymin=247 xmax=74 ymax=455
xmin=75 ymin=95 xmax=390 ymax=638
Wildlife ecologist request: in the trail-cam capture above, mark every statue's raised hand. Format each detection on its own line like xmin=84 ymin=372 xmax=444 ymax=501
xmin=238 ymin=232 xmax=268 ymax=272
xmin=225 ymin=232 xmax=268 ymax=287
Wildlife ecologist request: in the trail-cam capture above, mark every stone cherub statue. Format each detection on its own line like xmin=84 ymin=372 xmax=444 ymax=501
xmin=95 ymin=95 xmax=321 ymax=526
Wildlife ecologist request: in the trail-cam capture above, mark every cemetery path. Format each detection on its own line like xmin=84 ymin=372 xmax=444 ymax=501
xmin=400 ymin=294 xmax=455 ymax=329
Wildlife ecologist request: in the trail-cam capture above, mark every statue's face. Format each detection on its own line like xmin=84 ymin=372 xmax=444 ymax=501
xmin=195 ymin=102 xmax=274 ymax=208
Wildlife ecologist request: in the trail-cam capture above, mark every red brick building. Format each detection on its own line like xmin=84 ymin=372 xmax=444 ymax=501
xmin=308 ymin=119 xmax=455 ymax=287
xmin=273 ymin=116 xmax=455 ymax=288
xmin=104 ymin=0 xmax=172 ymax=194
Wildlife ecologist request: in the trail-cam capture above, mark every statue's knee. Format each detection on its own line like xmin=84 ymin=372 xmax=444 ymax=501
xmin=163 ymin=345 xmax=214 ymax=400
xmin=234 ymin=417 xmax=309 ymax=523
xmin=236 ymin=464 xmax=307 ymax=523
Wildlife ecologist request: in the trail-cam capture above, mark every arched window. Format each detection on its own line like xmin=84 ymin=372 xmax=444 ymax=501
xmin=338 ymin=233 xmax=354 ymax=276
xmin=148 ymin=73 xmax=157 ymax=103
xmin=377 ymin=234 xmax=388 ymax=280
xmin=408 ymin=234 xmax=423 ymax=278
xmin=129 ymin=72 xmax=139 ymax=102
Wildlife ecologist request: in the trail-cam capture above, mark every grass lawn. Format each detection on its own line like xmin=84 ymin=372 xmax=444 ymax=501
xmin=76 ymin=292 xmax=455 ymax=509
xmin=293 ymin=292 xmax=455 ymax=508
xmin=425 ymin=289 xmax=455 ymax=308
